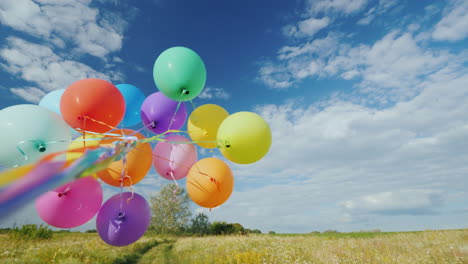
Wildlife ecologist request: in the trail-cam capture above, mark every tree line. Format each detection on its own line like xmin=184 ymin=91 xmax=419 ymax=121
xmin=149 ymin=183 xmax=262 ymax=236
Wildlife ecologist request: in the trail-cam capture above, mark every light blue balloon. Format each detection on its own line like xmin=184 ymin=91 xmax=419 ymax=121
xmin=38 ymin=89 xmax=80 ymax=138
xmin=0 ymin=104 xmax=72 ymax=167
xmin=39 ymin=89 xmax=65 ymax=115
xmin=116 ymin=84 xmax=146 ymax=127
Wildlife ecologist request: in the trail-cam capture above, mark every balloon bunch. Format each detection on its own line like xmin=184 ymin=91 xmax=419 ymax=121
xmin=0 ymin=47 xmax=272 ymax=246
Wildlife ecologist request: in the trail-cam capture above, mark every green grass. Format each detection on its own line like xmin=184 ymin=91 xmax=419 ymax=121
xmin=0 ymin=229 xmax=466 ymax=263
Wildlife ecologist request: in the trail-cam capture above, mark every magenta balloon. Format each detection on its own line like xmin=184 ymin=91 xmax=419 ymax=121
xmin=153 ymin=135 xmax=198 ymax=180
xmin=140 ymin=92 xmax=187 ymax=135
xmin=96 ymin=192 xmax=151 ymax=246
xmin=35 ymin=176 xmax=103 ymax=228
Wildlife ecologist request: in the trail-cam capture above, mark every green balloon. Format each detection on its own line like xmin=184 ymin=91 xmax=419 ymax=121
xmin=0 ymin=104 xmax=71 ymax=168
xmin=153 ymin=47 xmax=207 ymax=101
xmin=217 ymin=112 xmax=272 ymax=164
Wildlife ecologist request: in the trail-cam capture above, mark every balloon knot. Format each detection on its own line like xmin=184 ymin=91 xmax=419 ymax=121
xmin=38 ymin=144 xmax=46 ymax=153
xmin=181 ymin=89 xmax=190 ymax=95
xmin=58 ymin=193 xmax=64 ymax=198
xmin=151 ymin=121 xmax=157 ymax=129
xmin=118 ymin=212 xmax=125 ymax=219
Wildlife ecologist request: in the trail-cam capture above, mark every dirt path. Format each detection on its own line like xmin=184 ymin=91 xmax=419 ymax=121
xmin=137 ymin=239 xmax=176 ymax=264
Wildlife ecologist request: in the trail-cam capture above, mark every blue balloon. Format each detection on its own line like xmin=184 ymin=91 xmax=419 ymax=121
xmin=39 ymin=89 xmax=65 ymax=115
xmin=116 ymin=84 xmax=146 ymax=127
xmin=38 ymin=89 xmax=80 ymax=138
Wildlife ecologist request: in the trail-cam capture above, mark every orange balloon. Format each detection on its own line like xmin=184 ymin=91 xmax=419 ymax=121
xmin=61 ymin=78 xmax=125 ymax=133
xmin=97 ymin=129 xmax=152 ymax=187
xmin=186 ymin=158 xmax=234 ymax=209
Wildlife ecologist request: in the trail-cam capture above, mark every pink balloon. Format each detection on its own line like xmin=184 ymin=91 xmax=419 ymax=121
xmin=35 ymin=176 xmax=103 ymax=228
xmin=153 ymin=135 xmax=197 ymax=180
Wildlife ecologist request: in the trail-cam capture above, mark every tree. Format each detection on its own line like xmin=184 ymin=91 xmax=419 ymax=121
xmin=232 ymin=223 xmax=245 ymax=234
xmin=189 ymin=213 xmax=211 ymax=235
xmin=150 ymin=183 xmax=192 ymax=234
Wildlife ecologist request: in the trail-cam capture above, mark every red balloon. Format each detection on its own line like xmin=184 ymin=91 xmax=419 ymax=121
xmin=61 ymin=78 xmax=125 ymax=133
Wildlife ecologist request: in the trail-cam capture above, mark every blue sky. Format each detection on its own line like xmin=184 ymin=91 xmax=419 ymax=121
xmin=1 ymin=0 xmax=468 ymax=233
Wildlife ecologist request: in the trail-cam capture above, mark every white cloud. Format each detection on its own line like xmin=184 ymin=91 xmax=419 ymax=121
xmin=198 ymin=87 xmax=231 ymax=100
xmin=432 ymin=0 xmax=468 ymax=42
xmin=0 ymin=0 xmax=126 ymax=58
xmin=0 ymin=37 xmax=112 ymax=100
xmin=357 ymin=0 xmax=398 ymax=25
xmin=259 ymin=30 xmax=465 ymax=105
xmin=9 ymin=87 xmax=46 ymax=103
xmin=342 ymin=190 xmax=442 ymax=215
xmin=284 ymin=17 xmax=331 ymax=38
xmin=210 ymin=69 xmax=468 ymax=231
xmin=306 ymin=0 xmax=369 ymax=15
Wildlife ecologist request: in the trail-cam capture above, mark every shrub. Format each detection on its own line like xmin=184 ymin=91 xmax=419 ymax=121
xmin=268 ymin=231 xmax=276 ymax=235
xmin=9 ymin=224 xmax=53 ymax=240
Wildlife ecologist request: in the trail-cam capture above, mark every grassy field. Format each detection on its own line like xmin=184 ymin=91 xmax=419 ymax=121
xmin=0 ymin=229 xmax=467 ymax=263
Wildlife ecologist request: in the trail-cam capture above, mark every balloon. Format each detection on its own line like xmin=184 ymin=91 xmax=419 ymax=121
xmin=217 ymin=112 xmax=272 ymax=164
xmin=39 ymin=89 xmax=81 ymax=137
xmin=140 ymin=92 xmax=187 ymax=135
xmin=0 ymin=104 xmax=72 ymax=168
xmin=186 ymin=158 xmax=234 ymax=209
xmin=66 ymin=134 xmax=103 ymax=162
xmin=153 ymin=135 xmax=197 ymax=180
xmin=97 ymin=129 xmax=152 ymax=187
xmin=153 ymin=47 xmax=206 ymax=101
xmin=96 ymin=192 xmax=151 ymax=246
xmin=35 ymin=176 xmax=103 ymax=228
xmin=188 ymin=104 xmax=229 ymax=148
xmin=116 ymin=84 xmax=146 ymax=127
xmin=60 ymin=78 xmax=125 ymax=133
xmin=39 ymin=89 xmax=65 ymax=115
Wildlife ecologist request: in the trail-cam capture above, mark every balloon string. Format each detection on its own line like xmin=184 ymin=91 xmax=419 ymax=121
xmin=125 ymin=182 xmax=134 ymax=203
xmin=15 ymin=140 xmax=35 ymax=167
xmin=167 ymin=100 xmax=183 ymax=132
xmin=169 ymin=171 xmax=179 ymax=201
xmin=82 ymin=115 xmax=121 ymax=132
xmin=119 ymin=155 xmax=127 ymax=216
xmin=151 ymin=153 xmax=194 ymax=171
xmin=189 ymin=99 xmax=197 ymax=110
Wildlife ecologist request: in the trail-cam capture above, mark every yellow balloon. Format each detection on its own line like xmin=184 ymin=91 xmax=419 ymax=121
xmin=217 ymin=112 xmax=272 ymax=164
xmin=188 ymin=104 xmax=229 ymax=148
xmin=66 ymin=134 xmax=103 ymax=162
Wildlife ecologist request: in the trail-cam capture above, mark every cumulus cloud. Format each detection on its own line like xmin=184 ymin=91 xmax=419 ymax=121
xmin=432 ymin=0 xmax=468 ymax=42
xmin=284 ymin=17 xmax=331 ymax=38
xmin=306 ymin=0 xmax=369 ymax=15
xmin=9 ymin=87 xmax=46 ymax=103
xmin=0 ymin=0 xmax=127 ymax=58
xmin=357 ymin=0 xmax=398 ymax=25
xmin=0 ymin=37 xmax=113 ymax=101
xmin=208 ymin=66 xmax=468 ymax=232
xmin=198 ymin=87 xmax=231 ymax=100
xmin=342 ymin=190 xmax=443 ymax=215
xmin=258 ymin=30 xmax=465 ymax=106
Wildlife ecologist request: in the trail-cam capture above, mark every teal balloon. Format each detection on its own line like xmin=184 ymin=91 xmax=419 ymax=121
xmin=39 ymin=89 xmax=64 ymax=115
xmin=116 ymin=84 xmax=146 ymax=127
xmin=0 ymin=104 xmax=72 ymax=168
xmin=153 ymin=47 xmax=206 ymax=101
xmin=38 ymin=89 xmax=80 ymax=138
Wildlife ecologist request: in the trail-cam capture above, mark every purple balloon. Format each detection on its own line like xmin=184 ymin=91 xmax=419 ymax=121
xmin=140 ymin=92 xmax=187 ymax=134
xmin=96 ymin=192 xmax=151 ymax=246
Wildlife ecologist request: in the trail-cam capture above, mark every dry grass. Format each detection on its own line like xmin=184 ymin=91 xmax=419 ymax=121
xmin=0 ymin=229 xmax=466 ymax=263
xmin=0 ymin=233 xmax=152 ymax=264
xmin=171 ymin=229 xmax=468 ymax=264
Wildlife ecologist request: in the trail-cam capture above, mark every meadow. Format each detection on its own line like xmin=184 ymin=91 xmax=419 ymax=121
xmin=0 ymin=229 xmax=466 ymax=264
